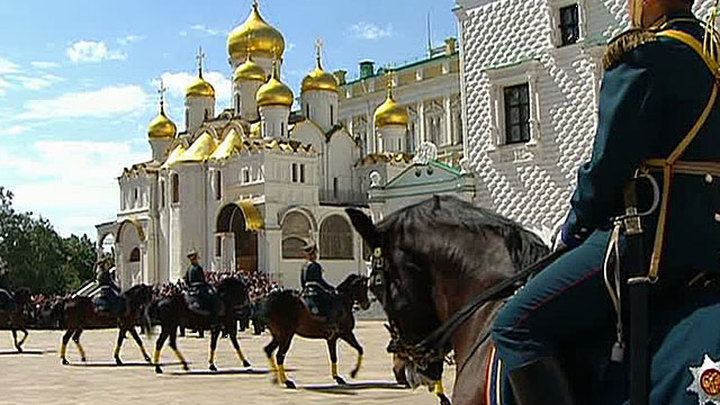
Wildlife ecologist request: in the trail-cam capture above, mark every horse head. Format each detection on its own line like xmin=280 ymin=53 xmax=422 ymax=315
xmin=123 ymin=284 xmax=154 ymax=309
xmin=13 ymin=287 xmax=32 ymax=308
xmin=337 ymin=273 xmax=371 ymax=310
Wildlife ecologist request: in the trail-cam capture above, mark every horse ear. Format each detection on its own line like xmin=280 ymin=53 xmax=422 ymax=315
xmin=346 ymin=208 xmax=379 ymax=247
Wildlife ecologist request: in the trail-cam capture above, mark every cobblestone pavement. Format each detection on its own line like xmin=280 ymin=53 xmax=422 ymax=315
xmin=0 ymin=320 xmax=455 ymax=405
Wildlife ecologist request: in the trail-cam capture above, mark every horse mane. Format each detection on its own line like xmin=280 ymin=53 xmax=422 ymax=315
xmin=337 ymin=273 xmax=363 ymax=291
xmin=377 ymin=195 xmax=550 ymax=277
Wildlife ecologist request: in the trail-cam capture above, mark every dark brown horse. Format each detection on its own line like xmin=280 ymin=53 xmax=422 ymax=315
xmin=60 ymin=284 xmax=155 ymax=365
xmin=263 ymin=273 xmax=371 ymax=388
xmin=0 ymin=287 xmax=31 ymax=352
xmin=151 ymin=276 xmax=251 ymax=373
xmin=347 ymin=196 xmax=549 ymax=405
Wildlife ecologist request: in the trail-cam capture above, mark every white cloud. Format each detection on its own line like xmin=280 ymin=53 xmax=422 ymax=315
xmin=349 ymin=22 xmax=393 ymax=40
xmin=0 ymin=140 xmax=148 ymax=237
xmin=159 ymin=71 xmax=232 ymax=105
xmin=66 ymin=40 xmax=126 ymax=63
xmin=0 ymin=57 xmax=19 ymax=74
xmin=31 ymin=61 xmax=59 ymax=69
xmin=0 ymin=125 xmax=29 ymax=136
xmin=118 ymin=34 xmax=145 ymax=46
xmin=18 ymin=84 xmax=150 ymax=120
xmin=11 ymin=74 xmax=63 ymax=90
xmin=189 ymin=24 xmax=222 ymax=36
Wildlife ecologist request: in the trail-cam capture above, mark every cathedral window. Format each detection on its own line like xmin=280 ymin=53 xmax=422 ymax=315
xmin=281 ymin=211 xmax=313 ymax=259
xmin=215 ymin=171 xmax=222 ymax=200
xmin=559 ymin=4 xmax=580 ymax=46
xmin=330 ymin=105 xmax=334 ymax=125
xmin=281 ymin=122 xmax=285 ymax=136
xmin=134 ymin=188 xmax=139 ymax=207
xmin=333 ymin=177 xmax=339 ymax=198
xmin=300 ymin=164 xmax=306 ymax=183
xmin=160 ymin=181 xmax=165 ymax=208
xmin=171 ymin=173 xmax=180 ymax=203
xmin=243 ymin=168 xmax=250 ymax=183
xmin=503 ymin=84 xmax=531 ymax=144
xmin=129 ymin=247 xmax=141 ymax=263
xmin=306 ymin=103 xmax=311 ymax=119
xmin=292 ymin=163 xmax=298 ymax=183
xmin=319 ymin=215 xmax=353 ymax=260
xmin=235 ymin=94 xmax=241 ymax=114
xmin=215 ymin=235 xmax=222 ymax=258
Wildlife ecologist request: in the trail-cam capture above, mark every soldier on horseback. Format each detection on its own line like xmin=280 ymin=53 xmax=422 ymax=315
xmin=490 ymin=0 xmax=720 ymax=403
xmin=300 ymin=241 xmax=339 ymax=323
xmin=184 ymin=249 xmax=220 ymax=324
xmin=93 ymin=254 xmax=123 ymax=314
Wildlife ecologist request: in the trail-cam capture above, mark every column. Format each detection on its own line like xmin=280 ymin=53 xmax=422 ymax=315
xmin=418 ymin=102 xmax=426 ymax=143
xmin=444 ymin=96 xmax=453 ymax=146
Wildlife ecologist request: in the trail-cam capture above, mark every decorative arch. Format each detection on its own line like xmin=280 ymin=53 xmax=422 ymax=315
xmin=129 ymin=247 xmax=141 ymax=262
xmin=319 ymin=214 xmax=354 ymax=260
xmin=116 ymin=219 xmax=146 ymax=243
xmin=216 ymin=201 xmax=262 ymax=272
xmin=278 ymin=206 xmax=318 ymax=231
xmin=221 ymin=122 xmax=247 ymax=140
xmin=281 ymin=210 xmax=314 ymax=259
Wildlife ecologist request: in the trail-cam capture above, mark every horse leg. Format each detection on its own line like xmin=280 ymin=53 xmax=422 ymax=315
xmin=153 ymin=328 xmax=169 ymax=374
xmin=275 ymin=338 xmax=295 ymax=389
xmin=114 ymin=329 xmax=126 ymax=365
xmin=326 ymin=337 xmax=346 ymax=385
xmin=128 ymin=327 xmax=151 ymax=363
xmin=72 ymin=329 xmax=87 ymax=362
xmin=11 ymin=330 xmax=22 ymax=353
xmin=17 ymin=328 xmax=28 ymax=348
xmin=208 ymin=328 xmax=220 ymax=371
xmin=168 ymin=326 xmax=189 ymax=371
xmin=228 ymin=329 xmax=251 ymax=367
xmin=60 ymin=329 xmax=73 ymax=365
xmin=340 ymin=332 xmax=364 ymax=379
xmin=434 ymin=380 xmax=451 ymax=405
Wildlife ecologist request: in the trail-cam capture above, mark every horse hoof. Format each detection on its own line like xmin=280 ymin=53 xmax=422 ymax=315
xmin=115 ymin=357 xmax=123 ymax=366
xmin=16 ymin=347 xmax=23 ymax=353
xmin=209 ymin=364 xmax=218 ymax=372
xmin=62 ymin=358 xmax=69 ymax=366
xmin=334 ymin=376 xmax=347 ymax=385
xmin=242 ymin=360 xmax=251 ymax=368
xmin=438 ymin=394 xmax=452 ymax=405
xmin=350 ymin=369 xmax=359 ymax=379
xmin=81 ymin=357 xmax=87 ymax=363
xmin=155 ymin=366 xmax=163 ymax=374
xmin=182 ymin=363 xmax=189 ymax=371
xmin=144 ymin=355 xmax=152 ymax=363
xmin=284 ymin=380 xmax=296 ymax=389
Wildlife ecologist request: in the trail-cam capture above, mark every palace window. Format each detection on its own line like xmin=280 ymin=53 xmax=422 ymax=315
xmin=503 ymin=84 xmax=531 ymax=144
xmin=243 ymin=168 xmax=250 ymax=183
xmin=559 ymin=4 xmax=580 ymax=46
xmin=215 ymin=171 xmax=222 ymax=200
xmin=134 ymin=188 xmax=139 ymax=206
xmin=330 ymin=105 xmax=334 ymax=125
xmin=292 ymin=163 xmax=298 ymax=183
xmin=320 ymin=215 xmax=353 ymax=260
xmin=306 ymin=103 xmax=311 ymax=119
xmin=129 ymin=247 xmax=141 ymax=263
xmin=300 ymin=164 xmax=306 ymax=183
xmin=215 ymin=235 xmax=222 ymax=258
xmin=281 ymin=211 xmax=312 ymax=259
xmin=171 ymin=173 xmax=180 ymax=203
xmin=333 ymin=177 xmax=339 ymax=198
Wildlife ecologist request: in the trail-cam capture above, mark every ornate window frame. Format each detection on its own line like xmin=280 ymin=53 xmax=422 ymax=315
xmin=487 ymin=59 xmax=542 ymax=151
xmin=548 ymin=0 xmax=588 ymax=48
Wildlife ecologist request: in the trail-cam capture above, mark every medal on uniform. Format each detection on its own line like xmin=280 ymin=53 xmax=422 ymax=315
xmin=688 ymin=354 xmax=720 ymax=404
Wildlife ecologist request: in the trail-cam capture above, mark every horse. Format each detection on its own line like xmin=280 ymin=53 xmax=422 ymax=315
xmin=60 ymin=284 xmax=155 ymax=365
xmin=0 ymin=287 xmax=31 ymax=352
xmin=151 ymin=276 xmax=251 ymax=373
xmin=263 ymin=273 xmax=371 ymax=388
xmin=347 ymin=196 xmax=551 ymax=405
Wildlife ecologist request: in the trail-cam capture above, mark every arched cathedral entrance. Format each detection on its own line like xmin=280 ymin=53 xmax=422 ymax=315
xmin=216 ymin=201 xmax=262 ymax=272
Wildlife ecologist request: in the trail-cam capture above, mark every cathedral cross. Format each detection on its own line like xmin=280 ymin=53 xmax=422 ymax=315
xmin=315 ymin=38 xmax=324 ymax=62
xmin=157 ymin=79 xmax=167 ymax=112
xmin=196 ymin=46 xmax=206 ymax=77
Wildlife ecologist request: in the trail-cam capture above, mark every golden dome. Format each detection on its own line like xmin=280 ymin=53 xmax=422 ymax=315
xmin=301 ymin=56 xmax=338 ymax=93
xmin=234 ymin=56 xmax=266 ymax=82
xmin=186 ymin=74 xmax=215 ymax=99
xmin=374 ymin=82 xmax=408 ymax=127
xmin=227 ymin=3 xmax=285 ymax=60
xmin=147 ymin=106 xmax=177 ymax=139
xmin=256 ymin=68 xmax=293 ymax=108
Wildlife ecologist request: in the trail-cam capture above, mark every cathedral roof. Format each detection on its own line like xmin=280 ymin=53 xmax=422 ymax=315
xmin=374 ymin=80 xmax=408 ymax=127
xmin=301 ymin=55 xmax=338 ymax=93
xmin=176 ymin=132 xmax=218 ymax=163
xmin=211 ymin=129 xmax=244 ymax=160
xmin=256 ymin=68 xmax=293 ymax=108
xmin=234 ymin=56 xmax=266 ymax=82
xmin=147 ymin=108 xmax=177 ymax=139
xmin=227 ymin=2 xmax=285 ymax=60
xmin=162 ymin=144 xmax=187 ymax=168
xmin=186 ymin=74 xmax=215 ymax=99
xmin=357 ymin=152 xmax=414 ymax=166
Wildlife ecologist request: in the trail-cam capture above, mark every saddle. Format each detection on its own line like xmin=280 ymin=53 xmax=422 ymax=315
xmin=184 ymin=283 xmax=220 ymax=317
xmin=301 ymin=282 xmax=339 ymax=320
xmin=93 ymin=286 xmax=125 ymax=315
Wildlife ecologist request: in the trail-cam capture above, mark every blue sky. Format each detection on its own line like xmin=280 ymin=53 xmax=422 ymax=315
xmin=0 ymin=0 xmax=458 ymax=239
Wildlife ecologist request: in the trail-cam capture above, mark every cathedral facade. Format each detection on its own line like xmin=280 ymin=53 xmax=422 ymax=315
xmin=95 ymin=3 xmax=465 ymax=290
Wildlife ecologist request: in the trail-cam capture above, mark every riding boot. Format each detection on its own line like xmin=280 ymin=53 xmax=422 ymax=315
xmin=508 ymin=357 xmax=575 ymax=405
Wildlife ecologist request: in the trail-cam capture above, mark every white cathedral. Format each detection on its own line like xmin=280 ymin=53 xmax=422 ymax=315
xmin=95 ymin=2 xmax=468 ymax=290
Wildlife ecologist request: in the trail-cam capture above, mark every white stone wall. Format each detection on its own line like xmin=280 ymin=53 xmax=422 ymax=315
xmin=456 ymin=0 xmax=718 ymax=232
xmin=301 ymin=90 xmax=339 ymax=133
xmin=185 ymin=96 xmax=215 ymax=134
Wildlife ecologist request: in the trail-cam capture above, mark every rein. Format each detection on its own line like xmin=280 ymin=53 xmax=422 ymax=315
xmin=376 ymin=247 xmax=568 ymax=368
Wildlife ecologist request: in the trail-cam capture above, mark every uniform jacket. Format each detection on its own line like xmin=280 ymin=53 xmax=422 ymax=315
xmin=562 ymin=11 xmax=720 ymax=273
xmin=185 ymin=263 xmax=207 ymax=286
xmin=301 ymin=261 xmax=334 ymax=291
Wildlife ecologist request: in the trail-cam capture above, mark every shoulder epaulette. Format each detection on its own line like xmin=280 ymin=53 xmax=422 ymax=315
xmin=602 ymin=28 xmax=658 ymax=70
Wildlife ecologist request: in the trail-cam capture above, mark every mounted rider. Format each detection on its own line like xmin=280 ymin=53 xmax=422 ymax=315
xmin=93 ymin=255 xmax=123 ymax=314
xmin=490 ymin=0 xmax=720 ymax=404
xmin=300 ymin=241 xmax=339 ymax=323
xmin=184 ymin=249 xmax=220 ymax=323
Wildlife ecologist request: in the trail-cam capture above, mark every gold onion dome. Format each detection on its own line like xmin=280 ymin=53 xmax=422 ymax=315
xmin=186 ymin=73 xmax=216 ymax=99
xmin=374 ymin=80 xmax=408 ymax=127
xmin=256 ymin=67 xmax=293 ymax=107
xmin=227 ymin=2 xmax=285 ymax=60
xmin=234 ymin=56 xmax=266 ymax=82
xmin=301 ymin=56 xmax=338 ymax=93
xmin=147 ymin=105 xmax=177 ymax=139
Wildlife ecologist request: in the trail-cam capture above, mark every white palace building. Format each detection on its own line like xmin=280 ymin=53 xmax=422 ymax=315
xmin=95 ymin=2 xmax=469 ymax=290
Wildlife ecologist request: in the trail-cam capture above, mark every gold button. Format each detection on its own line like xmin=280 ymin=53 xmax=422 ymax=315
xmin=706 ymin=174 xmax=714 ymax=184
xmin=715 ymin=213 xmax=720 ymax=222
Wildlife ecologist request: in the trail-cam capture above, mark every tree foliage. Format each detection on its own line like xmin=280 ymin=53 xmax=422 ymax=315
xmin=0 ymin=186 xmax=96 ymax=294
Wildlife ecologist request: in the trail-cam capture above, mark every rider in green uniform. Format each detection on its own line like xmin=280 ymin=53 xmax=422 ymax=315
xmin=300 ymin=242 xmax=338 ymax=322
xmin=491 ymin=0 xmax=720 ymax=403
